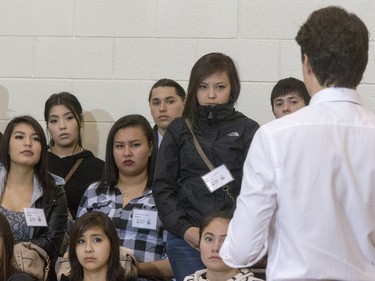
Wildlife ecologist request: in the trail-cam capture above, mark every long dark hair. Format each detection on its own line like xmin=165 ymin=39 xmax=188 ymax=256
xmin=68 ymin=212 xmax=128 ymax=281
xmin=0 ymin=213 xmax=18 ymax=281
xmin=97 ymin=114 xmax=155 ymax=194
xmin=44 ymin=92 xmax=84 ymax=148
xmin=183 ymin=52 xmax=241 ymax=123
xmin=0 ymin=115 xmax=57 ymax=203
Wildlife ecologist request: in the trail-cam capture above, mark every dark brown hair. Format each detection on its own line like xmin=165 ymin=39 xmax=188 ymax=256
xmin=148 ymin=78 xmax=186 ymax=102
xmin=68 ymin=212 xmax=131 ymax=281
xmin=295 ymin=6 xmax=368 ymax=88
xmin=199 ymin=210 xmax=233 ymax=242
xmin=44 ymin=92 xmax=83 ymax=148
xmin=0 ymin=115 xmax=57 ymax=203
xmin=183 ymin=53 xmax=241 ymax=123
xmin=270 ymin=77 xmax=310 ymax=108
xmin=97 ymin=114 xmax=155 ymax=194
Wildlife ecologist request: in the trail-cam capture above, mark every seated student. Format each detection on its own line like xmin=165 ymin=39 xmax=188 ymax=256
xmin=77 ymin=114 xmax=173 ymax=281
xmin=184 ymin=211 xmax=263 ymax=281
xmin=0 ymin=212 xmax=37 ymax=281
xmin=0 ymin=116 xmax=68 ymax=280
xmin=148 ymin=78 xmax=185 ymax=148
xmin=44 ymin=92 xmax=105 ymax=220
xmin=270 ymin=77 xmax=310 ymax=118
xmin=60 ymin=211 xmax=136 ymax=281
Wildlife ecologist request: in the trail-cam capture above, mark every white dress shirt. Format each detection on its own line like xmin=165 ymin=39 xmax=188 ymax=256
xmin=220 ymin=88 xmax=375 ymax=280
xmin=157 ymin=130 xmax=163 ymax=148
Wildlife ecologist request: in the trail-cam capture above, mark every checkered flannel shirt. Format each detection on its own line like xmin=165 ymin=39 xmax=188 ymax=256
xmin=77 ymin=182 xmax=167 ymax=262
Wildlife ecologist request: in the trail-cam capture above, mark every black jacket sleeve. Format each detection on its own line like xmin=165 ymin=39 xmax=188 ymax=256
xmin=152 ymin=121 xmax=192 ymax=238
xmin=32 ymin=185 xmax=68 ymax=260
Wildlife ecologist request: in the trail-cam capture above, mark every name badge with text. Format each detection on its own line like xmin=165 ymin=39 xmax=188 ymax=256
xmin=132 ymin=209 xmax=158 ymax=230
xmin=24 ymin=208 xmax=48 ymax=227
xmin=201 ymin=164 xmax=234 ymax=193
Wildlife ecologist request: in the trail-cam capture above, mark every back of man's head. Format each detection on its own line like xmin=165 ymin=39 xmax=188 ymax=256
xmin=295 ymin=6 xmax=368 ymax=88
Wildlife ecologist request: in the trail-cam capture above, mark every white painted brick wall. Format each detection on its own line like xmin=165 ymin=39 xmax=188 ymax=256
xmin=0 ymin=0 xmax=374 ymax=160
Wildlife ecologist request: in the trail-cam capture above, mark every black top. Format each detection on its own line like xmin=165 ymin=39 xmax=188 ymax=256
xmin=60 ymin=274 xmax=69 ymax=281
xmin=48 ymin=150 xmax=104 ymax=219
xmin=152 ymin=103 xmax=260 ymax=238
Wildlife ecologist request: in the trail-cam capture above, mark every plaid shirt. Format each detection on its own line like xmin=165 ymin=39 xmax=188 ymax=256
xmin=77 ymin=182 xmax=167 ymax=263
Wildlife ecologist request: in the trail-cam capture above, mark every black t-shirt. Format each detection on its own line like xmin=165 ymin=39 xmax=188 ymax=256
xmin=48 ymin=150 xmax=104 ymax=219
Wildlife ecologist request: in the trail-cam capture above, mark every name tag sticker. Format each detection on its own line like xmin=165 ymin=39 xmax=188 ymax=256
xmin=132 ymin=209 xmax=158 ymax=230
xmin=201 ymin=164 xmax=234 ymax=193
xmin=24 ymin=208 xmax=47 ymax=227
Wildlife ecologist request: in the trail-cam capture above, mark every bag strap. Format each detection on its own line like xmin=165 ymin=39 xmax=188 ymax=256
xmin=64 ymin=158 xmax=83 ymax=183
xmin=185 ymin=119 xmax=215 ymax=171
xmin=185 ymin=118 xmax=234 ymax=202
xmin=32 ymin=244 xmax=50 ymax=281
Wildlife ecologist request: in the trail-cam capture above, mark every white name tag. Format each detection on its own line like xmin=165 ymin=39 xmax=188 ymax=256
xmin=201 ymin=164 xmax=234 ymax=193
xmin=132 ymin=209 xmax=158 ymax=230
xmin=24 ymin=208 xmax=47 ymax=227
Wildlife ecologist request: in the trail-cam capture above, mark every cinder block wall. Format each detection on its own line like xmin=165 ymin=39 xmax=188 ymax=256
xmin=0 ymin=0 xmax=374 ymax=160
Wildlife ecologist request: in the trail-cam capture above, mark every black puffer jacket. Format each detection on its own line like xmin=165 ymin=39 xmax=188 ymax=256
xmin=152 ymin=104 xmax=259 ymax=238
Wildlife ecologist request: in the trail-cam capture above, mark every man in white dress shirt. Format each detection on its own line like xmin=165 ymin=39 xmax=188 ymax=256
xmin=220 ymin=6 xmax=375 ymax=281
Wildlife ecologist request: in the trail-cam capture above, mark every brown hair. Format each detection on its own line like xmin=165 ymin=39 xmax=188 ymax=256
xmin=183 ymin=53 xmax=240 ymax=123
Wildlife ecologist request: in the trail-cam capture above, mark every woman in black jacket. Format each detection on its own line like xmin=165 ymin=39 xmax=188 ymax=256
xmin=152 ymin=52 xmax=259 ymax=281
xmin=0 ymin=115 xmax=68 ymax=279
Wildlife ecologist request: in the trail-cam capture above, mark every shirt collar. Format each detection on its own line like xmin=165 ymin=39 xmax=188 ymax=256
xmin=0 ymin=164 xmax=43 ymax=206
xmin=157 ymin=130 xmax=163 ymax=148
xmin=310 ymin=87 xmax=361 ymax=105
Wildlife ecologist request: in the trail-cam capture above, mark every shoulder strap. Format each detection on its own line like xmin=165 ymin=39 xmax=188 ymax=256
xmin=64 ymin=158 xmax=84 ymax=184
xmin=185 ymin=119 xmax=215 ymax=171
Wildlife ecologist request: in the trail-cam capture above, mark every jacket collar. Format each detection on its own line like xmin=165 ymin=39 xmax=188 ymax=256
xmin=197 ymin=103 xmax=235 ymax=122
xmin=0 ymin=164 xmax=63 ymax=206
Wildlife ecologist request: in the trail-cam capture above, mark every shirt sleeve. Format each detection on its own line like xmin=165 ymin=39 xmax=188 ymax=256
xmin=76 ymin=182 xmax=97 ymax=218
xmin=220 ymin=128 xmax=277 ymax=267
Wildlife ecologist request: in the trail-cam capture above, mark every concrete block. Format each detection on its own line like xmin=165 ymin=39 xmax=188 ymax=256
xmin=76 ymin=0 xmax=114 ymax=36
xmin=0 ymin=79 xmax=75 ymax=120
xmin=195 ymin=39 xmax=279 ymax=82
xmin=358 ymin=84 xmax=375 ymax=112
xmin=157 ymin=0 xmax=237 ymax=38
xmin=34 ymin=37 xmax=113 ymax=79
xmin=279 ymin=40 xmax=304 ymax=81
xmin=0 ymin=37 xmax=33 ymax=77
xmin=238 ymin=82 xmax=275 ymax=126
xmin=362 ymin=42 xmax=375 ymax=84
xmin=0 ymin=0 xmax=74 ymax=36
xmin=83 ymin=121 xmax=111 ymax=160
xmin=115 ymin=38 xmax=196 ymax=80
xmin=113 ymin=0 xmax=157 ymax=37
xmin=239 ymin=0 xmax=317 ymax=39
xmin=71 ymin=80 xmax=155 ymax=122
xmin=76 ymin=0 xmax=157 ymax=37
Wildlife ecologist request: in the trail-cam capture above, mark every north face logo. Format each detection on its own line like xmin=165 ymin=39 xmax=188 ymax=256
xmin=227 ymin=132 xmax=239 ymax=137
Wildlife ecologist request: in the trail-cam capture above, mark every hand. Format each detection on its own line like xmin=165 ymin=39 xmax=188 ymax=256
xmin=183 ymin=227 xmax=200 ymax=251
